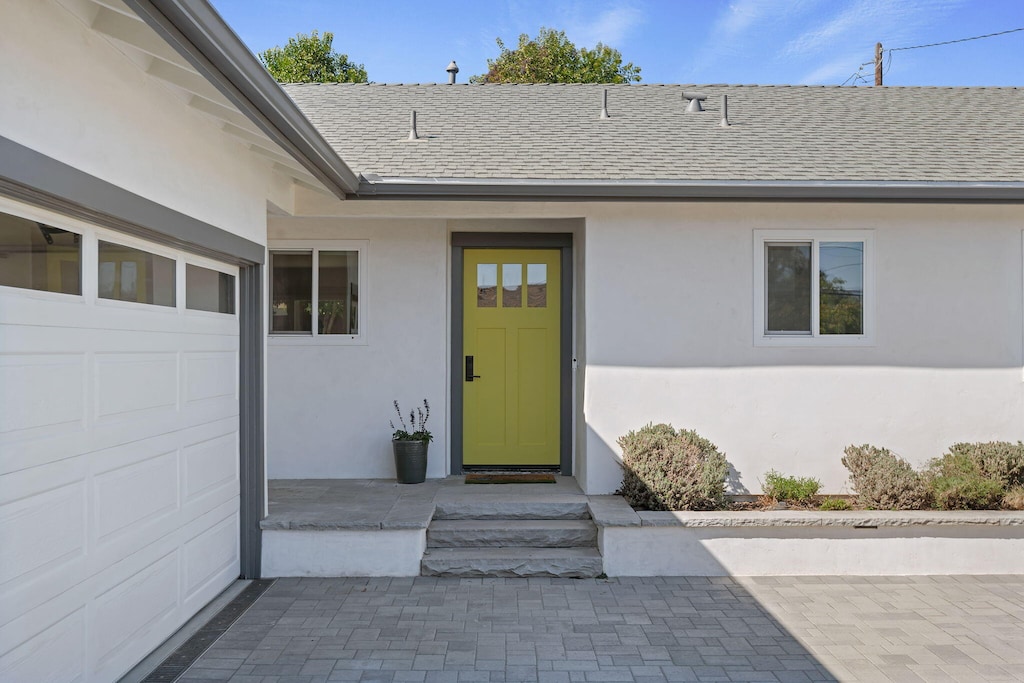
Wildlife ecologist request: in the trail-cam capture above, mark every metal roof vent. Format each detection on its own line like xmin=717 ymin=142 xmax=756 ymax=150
xmin=600 ymin=88 xmax=610 ymax=119
xmin=446 ymin=60 xmax=459 ymax=85
xmin=408 ymin=111 xmax=419 ymax=140
xmin=683 ymin=92 xmax=706 ymax=112
xmin=720 ymin=95 xmax=731 ymax=127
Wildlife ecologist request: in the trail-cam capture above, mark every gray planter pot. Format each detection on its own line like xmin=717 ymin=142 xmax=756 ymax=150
xmin=393 ymin=439 xmax=428 ymax=484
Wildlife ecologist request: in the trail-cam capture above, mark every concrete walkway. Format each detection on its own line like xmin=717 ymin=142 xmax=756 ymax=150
xmin=176 ymin=575 xmax=1024 ymax=683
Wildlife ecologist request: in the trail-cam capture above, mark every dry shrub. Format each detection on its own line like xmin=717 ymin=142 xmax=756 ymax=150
xmin=617 ymin=423 xmax=728 ymax=511
xmin=1003 ymin=485 xmax=1024 ymax=510
xmin=927 ymin=453 xmax=1004 ymax=510
xmin=841 ymin=444 xmax=928 ymax=510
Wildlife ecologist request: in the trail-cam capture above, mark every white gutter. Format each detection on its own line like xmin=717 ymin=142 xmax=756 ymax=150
xmin=357 ymin=175 xmax=1024 ymax=202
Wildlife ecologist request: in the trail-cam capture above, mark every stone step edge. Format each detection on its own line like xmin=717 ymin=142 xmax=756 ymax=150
xmin=427 ymin=519 xmax=598 ymax=548
xmin=420 ymin=547 xmax=603 ymax=578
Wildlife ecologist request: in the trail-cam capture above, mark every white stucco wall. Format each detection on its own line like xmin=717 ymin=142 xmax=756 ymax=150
xmin=267 ymin=217 xmax=450 ymax=478
xmin=582 ymin=202 xmax=1024 ymax=494
xmin=0 ymin=0 xmax=280 ymax=244
xmin=280 ymin=199 xmax=1023 ymax=495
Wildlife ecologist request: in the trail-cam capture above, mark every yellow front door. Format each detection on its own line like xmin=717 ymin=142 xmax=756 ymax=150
xmin=463 ymin=249 xmax=560 ymax=466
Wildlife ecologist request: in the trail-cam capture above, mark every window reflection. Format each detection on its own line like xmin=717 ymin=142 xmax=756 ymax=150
xmin=270 ymin=252 xmax=312 ymax=332
xmin=765 ymin=243 xmax=811 ymax=333
xmin=819 ymin=241 xmax=863 ymax=335
xmin=477 ymin=263 xmax=497 ymax=307
xmin=0 ymin=212 xmax=81 ymax=295
xmin=98 ymin=241 xmax=175 ymax=307
xmin=319 ymin=251 xmax=358 ymax=334
xmin=527 ymin=264 xmax=547 ymax=308
xmin=502 ymin=263 xmax=522 ymax=308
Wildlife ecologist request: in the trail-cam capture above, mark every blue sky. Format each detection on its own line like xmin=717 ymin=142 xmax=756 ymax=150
xmin=210 ymin=0 xmax=1024 ymax=86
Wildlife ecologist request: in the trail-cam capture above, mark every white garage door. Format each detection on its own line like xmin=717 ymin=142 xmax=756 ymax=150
xmin=0 ymin=198 xmax=242 ymax=682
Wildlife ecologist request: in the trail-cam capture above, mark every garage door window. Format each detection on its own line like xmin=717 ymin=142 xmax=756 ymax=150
xmin=186 ymin=263 xmax=235 ymax=314
xmin=98 ymin=240 xmax=176 ymax=307
xmin=0 ymin=210 xmax=81 ymax=295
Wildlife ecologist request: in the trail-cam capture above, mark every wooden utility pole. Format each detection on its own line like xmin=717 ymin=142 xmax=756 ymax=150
xmin=875 ymin=42 xmax=883 ymax=85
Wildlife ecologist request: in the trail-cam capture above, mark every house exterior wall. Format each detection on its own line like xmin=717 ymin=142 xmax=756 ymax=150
xmin=279 ymin=198 xmax=1024 ymax=495
xmin=0 ymin=0 xmax=280 ymax=244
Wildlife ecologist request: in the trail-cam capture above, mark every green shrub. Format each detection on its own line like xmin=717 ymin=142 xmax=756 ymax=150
xmin=947 ymin=441 xmax=1024 ymax=488
xmin=841 ymin=444 xmax=928 ymax=510
xmin=617 ymin=423 xmax=728 ymax=511
xmin=762 ymin=470 xmax=821 ymax=503
xmin=926 ymin=452 xmax=1004 ymax=510
xmin=818 ymin=497 xmax=852 ymax=511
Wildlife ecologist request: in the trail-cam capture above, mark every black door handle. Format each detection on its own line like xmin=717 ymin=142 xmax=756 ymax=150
xmin=465 ymin=356 xmax=482 ymax=381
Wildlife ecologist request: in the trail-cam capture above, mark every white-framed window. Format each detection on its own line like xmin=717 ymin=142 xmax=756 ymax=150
xmin=753 ymin=230 xmax=874 ymax=346
xmin=268 ymin=240 xmax=367 ymax=344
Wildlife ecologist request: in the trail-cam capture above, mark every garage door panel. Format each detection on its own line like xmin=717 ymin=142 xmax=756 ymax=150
xmin=0 ymin=354 xmax=87 ymax=436
xmin=184 ymin=351 xmax=237 ymax=404
xmin=183 ymin=432 xmax=237 ymax=502
xmin=95 ymin=353 xmax=179 ymax=419
xmin=93 ymin=450 xmax=178 ymax=544
xmin=0 ymin=608 xmax=85 ymax=683
xmin=0 ymin=479 xmax=86 ymax=587
xmin=183 ymin=513 xmax=237 ymax=602
xmin=91 ymin=551 xmax=179 ymax=678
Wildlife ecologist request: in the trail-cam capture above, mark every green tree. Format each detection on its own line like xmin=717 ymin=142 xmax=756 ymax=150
xmin=472 ymin=28 xmax=641 ymax=84
xmin=259 ymin=31 xmax=367 ymax=83
xmin=819 ymin=272 xmax=863 ymax=334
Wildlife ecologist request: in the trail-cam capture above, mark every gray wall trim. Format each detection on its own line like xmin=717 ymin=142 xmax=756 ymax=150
xmin=125 ymin=0 xmax=360 ymax=198
xmin=0 ymin=136 xmax=264 ymax=265
xmin=450 ymin=233 xmax=574 ymax=475
xmin=359 ymin=176 xmax=1024 ymax=202
xmin=238 ymin=264 xmax=264 ymax=578
xmin=451 ymin=232 xmax=573 ymax=248
xmin=450 ymin=247 xmax=464 ymax=475
xmin=559 ymin=246 xmax=573 ymax=475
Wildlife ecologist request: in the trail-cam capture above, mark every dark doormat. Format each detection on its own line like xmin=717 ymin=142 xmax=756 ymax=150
xmin=465 ymin=473 xmax=557 ymax=484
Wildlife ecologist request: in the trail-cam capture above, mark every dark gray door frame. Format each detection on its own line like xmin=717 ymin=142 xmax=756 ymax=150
xmin=451 ymin=232 xmax=573 ymax=474
xmin=1 ymin=137 xmax=265 ymax=579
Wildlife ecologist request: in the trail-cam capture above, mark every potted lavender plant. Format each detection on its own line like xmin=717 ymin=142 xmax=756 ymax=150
xmin=390 ymin=399 xmax=432 ymax=484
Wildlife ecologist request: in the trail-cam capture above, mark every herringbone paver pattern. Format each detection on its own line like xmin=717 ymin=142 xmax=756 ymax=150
xmin=177 ymin=576 xmax=1024 ymax=683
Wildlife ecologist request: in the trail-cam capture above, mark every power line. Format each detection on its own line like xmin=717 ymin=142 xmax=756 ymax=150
xmin=839 ymin=26 xmax=1024 ymax=85
xmin=888 ymin=27 xmax=1024 ymax=52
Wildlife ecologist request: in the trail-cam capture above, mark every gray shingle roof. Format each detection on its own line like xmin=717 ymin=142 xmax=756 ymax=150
xmin=282 ymin=83 xmax=1023 ymax=183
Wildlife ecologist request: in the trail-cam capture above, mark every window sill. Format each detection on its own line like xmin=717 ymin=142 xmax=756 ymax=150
xmin=268 ymin=334 xmax=367 ymax=347
xmin=754 ymin=334 xmax=875 ymax=348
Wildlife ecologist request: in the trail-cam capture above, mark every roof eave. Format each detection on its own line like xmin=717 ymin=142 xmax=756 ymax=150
xmin=356 ymin=176 xmax=1024 ymax=202
xmin=125 ymin=0 xmax=361 ymax=198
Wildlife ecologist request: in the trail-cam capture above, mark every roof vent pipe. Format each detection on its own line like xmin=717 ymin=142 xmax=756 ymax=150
xmin=683 ymin=92 xmax=706 ymax=112
xmin=408 ymin=111 xmax=419 ymax=140
xmin=446 ymin=60 xmax=459 ymax=85
xmin=720 ymin=95 xmax=730 ymax=127
xmin=600 ymin=88 xmax=610 ymax=119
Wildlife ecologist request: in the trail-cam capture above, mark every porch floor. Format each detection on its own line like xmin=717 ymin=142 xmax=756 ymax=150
xmin=261 ymin=476 xmax=614 ymax=531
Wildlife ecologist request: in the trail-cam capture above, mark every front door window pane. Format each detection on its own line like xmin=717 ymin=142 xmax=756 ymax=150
xmin=502 ymin=263 xmax=522 ymax=308
xmin=271 ymin=252 xmax=312 ymax=332
xmin=98 ymin=241 xmax=175 ymax=306
xmin=765 ymin=243 xmax=811 ymax=333
xmin=319 ymin=251 xmax=358 ymax=334
xmin=527 ymin=264 xmax=547 ymax=308
xmin=0 ymin=211 xmax=81 ymax=294
xmin=477 ymin=264 xmax=497 ymax=307
xmin=820 ymin=241 xmax=863 ymax=335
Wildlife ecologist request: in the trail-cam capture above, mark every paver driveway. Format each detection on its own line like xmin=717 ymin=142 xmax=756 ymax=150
xmin=176 ymin=575 xmax=1024 ymax=683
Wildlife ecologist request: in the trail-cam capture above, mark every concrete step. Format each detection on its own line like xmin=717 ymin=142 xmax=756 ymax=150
xmin=421 ymin=547 xmax=603 ymax=578
xmin=427 ymin=519 xmax=597 ymax=548
xmin=433 ymin=497 xmax=590 ymax=520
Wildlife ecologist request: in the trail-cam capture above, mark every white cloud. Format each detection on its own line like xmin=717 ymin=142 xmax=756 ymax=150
xmin=567 ymin=4 xmax=646 ymax=48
